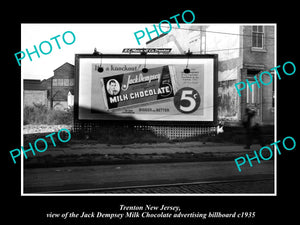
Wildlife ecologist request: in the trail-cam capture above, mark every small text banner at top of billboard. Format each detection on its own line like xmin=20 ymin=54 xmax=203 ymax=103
xmin=122 ymin=48 xmax=172 ymax=54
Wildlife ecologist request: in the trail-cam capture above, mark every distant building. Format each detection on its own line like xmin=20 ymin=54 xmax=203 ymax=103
xmin=23 ymin=79 xmax=48 ymax=107
xmin=23 ymin=62 xmax=75 ymax=110
xmin=49 ymin=62 xmax=75 ymax=110
xmin=146 ymin=24 xmax=275 ymax=126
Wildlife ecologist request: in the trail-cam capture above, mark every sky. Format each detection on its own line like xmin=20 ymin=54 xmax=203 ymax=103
xmin=21 ymin=23 xmax=275 ymax=80
xmin=21 ymin=24 xmax=148 ymax=80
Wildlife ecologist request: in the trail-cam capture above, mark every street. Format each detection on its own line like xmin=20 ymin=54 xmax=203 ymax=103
xmin=24 ymin=160 xmax=274 ymax=194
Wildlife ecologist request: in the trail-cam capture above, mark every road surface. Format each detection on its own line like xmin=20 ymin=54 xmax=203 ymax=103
xmin=24 ymin=160 xmax=274 ymax=194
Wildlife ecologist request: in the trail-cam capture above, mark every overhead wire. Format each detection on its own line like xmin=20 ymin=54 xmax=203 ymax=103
xmin=159 ymin=25 xmax=275 ymax=40
xmin=193 ymin=44 xmax=274 ymax=53
xmin=158 ymin=25 xmax=275 ymax=54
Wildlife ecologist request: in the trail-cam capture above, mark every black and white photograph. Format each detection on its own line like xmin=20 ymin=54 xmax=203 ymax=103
xmin=20 ymin=23 xmax=276 ymax=195
xmin=4 ymin=5 xmax=298 ymax=225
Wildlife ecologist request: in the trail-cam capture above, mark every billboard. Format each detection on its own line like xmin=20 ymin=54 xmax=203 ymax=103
xmin=75 ymin=54 xmax=217 ymax=123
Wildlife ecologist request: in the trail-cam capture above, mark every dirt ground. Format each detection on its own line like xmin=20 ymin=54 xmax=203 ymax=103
xmin=23 ymin=124 xmax=73 ymax=134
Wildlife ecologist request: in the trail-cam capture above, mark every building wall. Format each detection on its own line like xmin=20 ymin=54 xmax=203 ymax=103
xmin=206 ymin=25 xmax=243 ymax=122
xmin=49 ymin=62 xmax=75 ymax=110
xmin=242 ymin=26 xmax=275 ymax=69
xmin=241 ymin=26 xmax=275 ymax=124
xmin=24 ymin=90 xmax=47 ymax=107
xmin=218 ymin=80 xmax=239 ymax=120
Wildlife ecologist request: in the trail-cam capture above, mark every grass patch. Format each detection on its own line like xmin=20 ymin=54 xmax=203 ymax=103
xmin=24 ymin=104 xmax=73 ymax=125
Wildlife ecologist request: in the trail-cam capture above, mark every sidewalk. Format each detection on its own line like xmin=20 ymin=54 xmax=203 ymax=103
xmin=42 ymin=141 xmax=262 ymax=155
xmin=24 ymin=140 xmax=264 ymax=168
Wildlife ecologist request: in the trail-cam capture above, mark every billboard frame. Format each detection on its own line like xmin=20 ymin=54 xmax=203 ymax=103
xmin=74 ymin=53 xmax=218 ymax=126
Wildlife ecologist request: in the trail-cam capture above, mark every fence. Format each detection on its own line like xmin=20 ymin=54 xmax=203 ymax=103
xmin=72 ymin=121 xmax=217 ymax=140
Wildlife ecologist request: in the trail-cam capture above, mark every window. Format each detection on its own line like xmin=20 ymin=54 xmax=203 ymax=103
xmin=52 ymin=78 xmax=58 ymax=86
xmin=246 ymin=82 xmax=260 ymax=104
xmin=63 ymin=79 xmax=69 ymax=86
xmin=52 ymin=78 xmax=74 ymax=86
xmin=252 ymin=26 xmax=264 ymax=48
xmin=69 ymin=79 xmax=74 ymax=86
xmin=246 ymin=71 xmax=261 ymax=106
xmin=57 ymin=79 xmax=64 ymax=86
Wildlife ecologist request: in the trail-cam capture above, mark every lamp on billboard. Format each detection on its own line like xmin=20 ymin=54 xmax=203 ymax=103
xmin=97 ymin=53 xmax=104 ymax=73
xmin=141 ymin=49 xmax=148 ymax=73
xmin=184 ymin=49 xmax=192 ymax=74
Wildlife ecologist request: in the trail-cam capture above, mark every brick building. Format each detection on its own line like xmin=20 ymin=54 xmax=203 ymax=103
xmin=49 ymin=62 xmax=75 ymax=110
xmin=146 ymin=24 xmax=275 ymax=126
xmin=23 ymin=62 xmax=75 ymax=110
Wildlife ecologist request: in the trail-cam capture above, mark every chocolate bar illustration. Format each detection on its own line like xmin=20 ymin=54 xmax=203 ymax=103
xmin=101 ymin=65 xmax=174 ymax=110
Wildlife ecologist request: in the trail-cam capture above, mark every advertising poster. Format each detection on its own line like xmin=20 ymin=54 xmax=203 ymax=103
xmin=97 ymin=65 xmax=175 ymax=111
xmin=78 ymin=56 xmax=215 ymax=122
